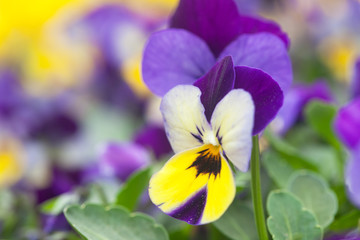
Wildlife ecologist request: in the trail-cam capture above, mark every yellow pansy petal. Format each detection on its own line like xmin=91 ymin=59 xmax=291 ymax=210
xmin=149 ymin=144 xmax=235 ymax=225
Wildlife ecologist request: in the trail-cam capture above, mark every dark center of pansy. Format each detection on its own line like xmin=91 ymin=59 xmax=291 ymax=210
xmin=187 ymin=144 xmax=222 ymax=178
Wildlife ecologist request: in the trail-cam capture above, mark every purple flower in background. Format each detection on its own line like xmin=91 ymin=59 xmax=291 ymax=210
xmin=134 ymin=124 xmax=172 ymax=159
xmin=81 ymin=5 xmax=157 ymax=65
xmin=334 ymin=98 xmax=360 ymax=207
xmin=142 ymin=0 xmax=292 ymax=97
xmin=272 ymin=80 xmax=333 ymax=135
xmin=97 ymin=142 xmax=151 ymax=182
xmin=350 ymin=57 xmax=360 ymax=99
xmin=42 ymin=213 xmax=71 ymax=234
xmin=36 ymin=167 xmax=81 ymax=203
xmin=334 ymin=98 xmax=360 ymax=150
xmin=326 ymin=232 xmax=360 ymax=240
xmin=0 ymin=70 xmax=38 ymax=137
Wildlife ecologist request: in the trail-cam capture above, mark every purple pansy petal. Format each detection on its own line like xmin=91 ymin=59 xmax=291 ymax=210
xmin=194 ymin=56 xmax=235 ymax=121
xmin=351 ymin=57 xmax=360 ymax=99
xmin=134 ymin=124 xmax=172 ymax=159
xmin=346 ymin=148 xmax=360 ymax=208
xmin=334 ymin=98 xmax=360 ymax=150
xmin=219 ymin=33 xmax=293 ymax=93
xmin=234 ymin=66 xmax=283 ymax=135
xmin=42 ymin=213 xmax=71 ymax=234
xmin=272 ymin=80 xmax=333 ymax=135
xmin=170 ymin=0 xmax=289 ymax=56
xmin=142 ymin=29 xmax=215 ymax=96
xmin=271 ymin=89 xmax=303 ymax=135
xmin=99 ymin=142 xmax=151 ymax=181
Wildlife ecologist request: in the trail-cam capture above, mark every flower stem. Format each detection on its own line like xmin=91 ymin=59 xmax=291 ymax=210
xmin=250 ymin=135 xmax=269 ymax=240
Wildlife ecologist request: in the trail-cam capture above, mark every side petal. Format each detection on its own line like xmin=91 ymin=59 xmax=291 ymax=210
xmin=142 ymin=29 xmax=215 ymax=96
xmin=194 ymin=56 xmax=235 ymax=121
xmin=234 ymin=66 xmax=283 ymax=135
xmin=210 ymin=89 xmax=254 ymax=172
xmin=149 ymin=145 xmax=235 ymax=225
xmin=160 ymin=85 xmax=211 ymax=153
xmin=334 ymin=98 xmax=360 ymax=150
xmin=170 ymin=0 xmax=289 ymax=56
xmin=219 ymin=33 xmax=293 ymax=94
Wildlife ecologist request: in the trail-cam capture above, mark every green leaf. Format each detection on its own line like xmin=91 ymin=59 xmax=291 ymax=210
xmin=304 ymin=101 xmax=341 ymax=149
xmin=329 ymin=210 xmax=360 ymax=231
xmin=264 ymin=130 xmax=318 ymax=171
xmin=300 ymin=145 xmax=340 ymax=180
xmin=115 ymin=167 xmax=151 ymax=211
xmin=64 ymin=204 xmax=169 ymax=240
xmin=213 ymin=201 xmax=257 ymax=240
xmin=0 ymin=190 xmax=15 ymax=218
xmin=267 ymin=191 xmax=323 ymax=240
xmin=262 ymin=151 xmax=294 ymax=188
xmin=287 ymin=171 xmax=338 ymax=228
xmin=41 ymin=192 xmax=79 ymax=215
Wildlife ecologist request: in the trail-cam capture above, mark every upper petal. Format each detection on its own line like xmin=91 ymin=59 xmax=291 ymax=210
xmin=142 ymin=29 xmax=215 ymax=96
xmin=210 ymin=89 xmax=254 ymax=171
xmin=334 ymin=98 xmax=360 ymax=150
xmin=160 ymin=85 xmax=211 ymax=153
xmin=194 ymin=56 xmax=235 ymax=121
xmin=234 ymin=66 xmax=283 ymax=135
xmin=219 ymin=33 xmax=293 ymax=94
xmin=170 ymin=0 xmax=289 ymax=56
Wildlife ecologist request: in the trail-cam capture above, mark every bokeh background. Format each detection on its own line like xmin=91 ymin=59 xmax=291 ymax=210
xmin=0 ymin=0 xmax=359 ymax=239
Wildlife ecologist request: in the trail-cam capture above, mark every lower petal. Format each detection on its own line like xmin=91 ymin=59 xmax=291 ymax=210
xmin=149 ymin=145 xmax=235 ymax=225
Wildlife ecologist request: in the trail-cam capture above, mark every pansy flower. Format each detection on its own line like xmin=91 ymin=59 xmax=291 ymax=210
xmin=148 ymin=56 xmax=284 ymax=224
xmin=149 ymin=84 xmax=254 ymax=225
xmin=142 ymin=0 xmax=292 ymax=102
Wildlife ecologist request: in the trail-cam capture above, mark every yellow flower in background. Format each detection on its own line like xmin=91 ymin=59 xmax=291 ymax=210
xmin=318 ymin=36 xmax=360 ymax=83
xmin=122 ymin=53 xmax=152 ymax=99
xmin=0 ymin=137 xmax=24 ymax=188
xmin=118 ymin=0 xmax=179 ymax=18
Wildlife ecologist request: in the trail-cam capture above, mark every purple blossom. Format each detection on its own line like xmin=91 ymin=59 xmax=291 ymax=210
xmin=81 ymin=5 xmax=157 ymax=65
xmin=36 ymin=167 xmax=81 ymax=203
xmin=273 ymin=80 xmax=334 ymax=135
xmin=142 ymin=0 xmax=292 ymax=97
xmin=134 ymin=124 xmax=172 ymax=159
xmin=97 ymin=142 xmax=151 ymax=182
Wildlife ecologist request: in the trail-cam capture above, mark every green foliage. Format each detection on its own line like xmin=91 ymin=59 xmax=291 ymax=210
xmin=213 ymin=201 xmax=257 ymax=240
xmin=267 ymin=191 xmax=323 ymax=240
xmin=304 ymin=101 xmax=341 ymax=149
xmin=263 ymin=151 xmax=294 ymax=188
xmin=115 ymin=167 xmax=151 ymax=211
xmin=287 ymin=171 xmax=338 ymax=228
xmin=64 ymin=204 xmax=169 ymax=240
xmin=41 ymin=192 xmax=79 ymax=215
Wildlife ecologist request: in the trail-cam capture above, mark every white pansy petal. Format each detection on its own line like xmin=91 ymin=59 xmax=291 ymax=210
xmin=210 ymin=89 xmax=254 ymax=172
xmin=160 ymin=85 xmax=211 ymax=153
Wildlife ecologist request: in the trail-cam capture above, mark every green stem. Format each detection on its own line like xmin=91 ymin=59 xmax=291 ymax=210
xmin=250 ymin=135 xmax=269 ymax=240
